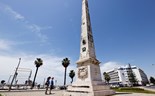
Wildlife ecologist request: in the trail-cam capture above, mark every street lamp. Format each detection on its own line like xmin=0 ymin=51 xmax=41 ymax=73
xmin=8 ymin=58 xmax=21 ymax=91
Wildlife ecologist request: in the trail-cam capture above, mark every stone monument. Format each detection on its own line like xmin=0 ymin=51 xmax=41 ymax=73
xmin=63 ymin=0 xmax=115 ymax=96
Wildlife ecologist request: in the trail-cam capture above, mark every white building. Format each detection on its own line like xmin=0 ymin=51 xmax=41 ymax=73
xmin=106 ymin=65 xmax=149 ymax=86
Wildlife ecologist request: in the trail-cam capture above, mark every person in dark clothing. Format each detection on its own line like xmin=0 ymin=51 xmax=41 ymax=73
xmin=37 ymin=84 xmax=40 ymax=89
xmin=49 ymin=77 xmax=54 ymax=94
xmin=45 ymin=76 xmax=51 ymax=95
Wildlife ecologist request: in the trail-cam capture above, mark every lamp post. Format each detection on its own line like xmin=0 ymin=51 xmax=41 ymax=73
xmin=8 ymin=58 xmax=21 ymax=91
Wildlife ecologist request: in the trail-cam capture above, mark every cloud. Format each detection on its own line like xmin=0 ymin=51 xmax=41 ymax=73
xmin=0 ymin=39 xmax=12 ymax=51
xmin=4 ymin=5 xmax=25 ymax=21
xmin=0 ymin=3 xmax=52 ymax=43
xmin=100 ymin=61 xmax=125 ymax=73
xmin=26 ymin=24 xmax=48 ymax=42
xmin=0 ymin=53 xmax=76 ymax=85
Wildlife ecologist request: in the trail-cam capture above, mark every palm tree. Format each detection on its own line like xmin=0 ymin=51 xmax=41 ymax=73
xmin=69 ymin=70 xmax=75 ymax=84
xmin=103 ymin=72 xmax=111 ymax=84
xmin=150 ymin=77 xmax=155 ymax=84
xmin=1 ymin=80 xmax=5 ymax=89
xmin=31 ymin=58 xmax=43 ymax=89
xmin=62 ymin=58 xmax=70 ymax=86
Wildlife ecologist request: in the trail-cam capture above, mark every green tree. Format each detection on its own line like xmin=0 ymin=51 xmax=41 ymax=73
xmin=1 ymin=80 xmax=5 ymax=84
xmin=1 ymin=80 xmax=5 ymax=89
xmin=69 ymin=70 xmax=75 ymax=84
xmin=62 ymin=58 xmax=70 ymax=86
xmin=103 ymin=72 xmax=111 ymax=84
xmin=127 ymin=63 xmax=137 ymax=86
xmin=31 ymin=58 xmax=43 ymax=89
xmin=150 ymin=77 xmax=155 ymax=84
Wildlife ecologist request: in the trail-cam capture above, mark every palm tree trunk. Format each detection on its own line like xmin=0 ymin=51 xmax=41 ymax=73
xmin=64 ymin=67 xmax=67 ymax=86
xmin=32 ymin=67 xmax=39 ymax=89
xmin=71 ymin=78 xmax=73 ymax=84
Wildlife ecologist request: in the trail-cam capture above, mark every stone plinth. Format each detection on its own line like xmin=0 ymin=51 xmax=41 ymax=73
xmin=64 ymin=82 xmax=115 ymax=96
xmin=63 ymin=88 xmax=115 ymax=96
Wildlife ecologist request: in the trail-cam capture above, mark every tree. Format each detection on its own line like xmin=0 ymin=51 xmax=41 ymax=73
xmin=103 ymin=72 xmax=111 ymax=84
xmin=1 ymin=80 xmax=5 ymax=89
xmin=31 ymin=58 xmax=43 ymax=89
xmin=1 ymin=80 xmax=5 ymax=84
xmin=127 ymin=63 xmax=137 ymax=86
xmin=69 ymin=70 xmax=75 ymax=84
xmin=150 ymin=77 xmax=155 ymax=84
xmin=62 ymin=58 xmax=70 ymax=86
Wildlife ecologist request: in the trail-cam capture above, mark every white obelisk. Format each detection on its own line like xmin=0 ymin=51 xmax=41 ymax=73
xmin=64 ymin=0 xmax=115 ymax=96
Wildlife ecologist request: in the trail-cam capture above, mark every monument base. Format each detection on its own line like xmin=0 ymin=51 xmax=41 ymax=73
xmin=63 ymin=89 xmax=115 ymax=96
xmin=63 ymin=83 xmax=115 ymax=96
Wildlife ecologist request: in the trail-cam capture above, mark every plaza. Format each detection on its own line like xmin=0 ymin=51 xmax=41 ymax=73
xmin=1 ymin=89 xmax=155 ymax=96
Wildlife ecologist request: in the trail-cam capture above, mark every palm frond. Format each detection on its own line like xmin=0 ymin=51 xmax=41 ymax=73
xmin=34 ymin=58 xmax=43 ymax=67
xmin=62 ymin=58 xmax=70 ymax=68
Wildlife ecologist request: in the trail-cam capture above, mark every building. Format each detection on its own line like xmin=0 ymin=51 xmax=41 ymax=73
xmin=106 ymin=65 xmax=149 ymax=86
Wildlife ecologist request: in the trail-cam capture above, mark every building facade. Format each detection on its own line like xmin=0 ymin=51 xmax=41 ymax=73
xmin=106 ymin=65 xmax=149 ymax=86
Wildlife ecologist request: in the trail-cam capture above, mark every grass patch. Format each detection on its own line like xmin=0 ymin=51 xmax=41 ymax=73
xmin=112 ymin=87 xmax=155 ymax=94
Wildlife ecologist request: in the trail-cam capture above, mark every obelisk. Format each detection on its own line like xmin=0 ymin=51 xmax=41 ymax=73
xmin=64 ymin=0 xmax=115 ymax=96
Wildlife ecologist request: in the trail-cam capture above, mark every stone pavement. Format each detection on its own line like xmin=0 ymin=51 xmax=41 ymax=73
xmin=0 ymin=90 xmax=63 ymax=96
xmin=0 ymin=90 xmax=155 ymax=96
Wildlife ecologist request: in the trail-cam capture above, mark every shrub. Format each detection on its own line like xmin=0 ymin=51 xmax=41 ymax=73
xmin=119 ymin=87 xmax=144 ymax=91
xmin=112 ymin=87 xmax=155 ymax=94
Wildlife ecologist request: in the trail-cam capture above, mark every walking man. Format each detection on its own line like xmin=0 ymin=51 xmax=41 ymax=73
xmin=45 ymin=76 xmax=51 ymax=95
xmin=49 ymin=77 xmax=54 ymax=94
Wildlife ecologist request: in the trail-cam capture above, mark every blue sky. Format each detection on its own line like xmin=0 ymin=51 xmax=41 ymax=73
xmin=0 ymin=0 xmax=155 ymax=85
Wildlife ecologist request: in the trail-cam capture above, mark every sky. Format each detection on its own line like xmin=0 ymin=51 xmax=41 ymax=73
xmin=0 ymin=0 xmax=155 ymax=85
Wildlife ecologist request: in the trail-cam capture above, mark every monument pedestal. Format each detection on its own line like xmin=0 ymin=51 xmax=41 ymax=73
xmin=63 ymin=81 xmax=115 ymax=96
xmin=63 ymin=62 xmax=115 ymax=96
xmin=63 ymin=90 xmax=115 ymax=96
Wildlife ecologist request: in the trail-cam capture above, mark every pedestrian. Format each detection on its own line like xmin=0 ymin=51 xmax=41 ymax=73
xmin=45 ymin=76 xmax=51 ymax=95
xmin=49 ymin=77 xmax=54 ymax=94
xmin=37 ymin=84 xmax=40 ymax=89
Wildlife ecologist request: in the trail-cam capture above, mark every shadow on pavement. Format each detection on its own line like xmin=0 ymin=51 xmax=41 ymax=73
xmin=45 ymin=93 xmax=55 ymax=95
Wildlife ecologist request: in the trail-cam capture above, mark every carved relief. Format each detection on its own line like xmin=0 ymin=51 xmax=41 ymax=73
xmin=82 ymin=47 xmax=86 ymax=52
xmin=78 ymin=66 xmax=88 ymax=80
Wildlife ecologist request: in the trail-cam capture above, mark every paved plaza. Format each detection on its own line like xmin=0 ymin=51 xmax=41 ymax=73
xmin=1 ymin=90 xmax=155 ymax=96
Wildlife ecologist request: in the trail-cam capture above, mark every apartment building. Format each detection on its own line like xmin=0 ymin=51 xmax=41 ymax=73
xmin=106 ymin=65 xmax=149 ymax=86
